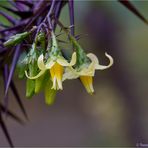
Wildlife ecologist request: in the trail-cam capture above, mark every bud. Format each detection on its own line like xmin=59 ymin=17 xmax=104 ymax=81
xmin=4 ymin=32 xmax=30 ymax=47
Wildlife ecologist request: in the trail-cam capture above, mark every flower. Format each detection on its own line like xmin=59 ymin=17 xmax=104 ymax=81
xmin=25 ymin=31 xmax=76 ymax=90
xmin=25 ymin=52 xmax=76 ymax=90
xmin=63 ymin=52 xmax=113 ymax=94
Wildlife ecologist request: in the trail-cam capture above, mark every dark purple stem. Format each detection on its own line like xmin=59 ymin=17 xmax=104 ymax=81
xmin=36 ymin=0 xmax=55 ymax=38
xmin=53 ymin=1 xmax=62 ymax=30
xmin=68 ymin=0 xmax=75 ymax=36
xmin=46 ymin=0 xmax=56 ymax=30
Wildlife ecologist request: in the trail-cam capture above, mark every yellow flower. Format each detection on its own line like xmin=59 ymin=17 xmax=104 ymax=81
xmin=63 ymin=52 xmax=113 ymax=94
xmin=25 ymin=52 xmax=76 ymax=90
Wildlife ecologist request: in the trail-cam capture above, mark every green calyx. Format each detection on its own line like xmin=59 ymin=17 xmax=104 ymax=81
xmin=17 ymin=42 xmax=39 ymax=80
xmin=23 ymin=42 xmax=39 ymax=98
xmin=37 ymin=32 xmax=46 ymax=51
xmin=47 ymin=31 xmax=62 ymax=58
xmin=26 ymin=60 xmax=38 ymax=98
xmin=69 ymin=35 xmax=90 ymax=67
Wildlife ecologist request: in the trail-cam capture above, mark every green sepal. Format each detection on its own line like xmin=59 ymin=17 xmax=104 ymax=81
xmin=26 ymin=60 xmax=38 ymax=98
xmin=47 ymin=31 xmax=61 ymax=57
xmin=44 ymin=78 xmax=57 ymax=105
xmin=16 ymin=51 xmax=27 ymax=79
xmin=69 ymin=35 xmax=90 ymax=66
xmin=26 ymin=79 xmax=35 ymax=98
xmin=37 ymin=32 xmax=46 ymax=50
xmin=18 ymin=64 xmax=26 ymax=79
xmin=4 ymin=32 xmax=30 ymax=47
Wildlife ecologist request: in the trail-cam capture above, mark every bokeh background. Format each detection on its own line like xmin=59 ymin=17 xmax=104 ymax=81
xmin=1 ymin=1 xmax=148 ymax=147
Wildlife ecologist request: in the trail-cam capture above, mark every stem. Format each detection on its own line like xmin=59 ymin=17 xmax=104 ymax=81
xmin=54 ymin=17 xmax=89 ymax=65
xmin=53 ymin=1 xmax=62 ymax=30
xmin=68 ymin=0 xmax=75 ymax=36
xmin=35 ymin=0 xmax=56 ymax=39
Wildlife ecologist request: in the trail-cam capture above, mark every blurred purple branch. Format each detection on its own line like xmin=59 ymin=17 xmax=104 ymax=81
xmin=3 ymin=64 xmax=28 ymax=120
xmin=15 ymin=0 xmax=33 ymax=8
xmin=0 ymin=11 xmax=16 ymax=25
xmin=0 ymin=23 xmax=24 ymax=33
xmin=0 ymin=5 xmax=33 ymax=19
xmin=119 ymin=0 xmax=148 ymax=25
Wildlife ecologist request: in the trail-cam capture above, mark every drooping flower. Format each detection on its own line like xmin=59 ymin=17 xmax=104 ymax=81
xmin=25 ymin=31 xmax=76 ymax=90
xmin=63 ymin=34 xmax=113 ymax=94
xmin=63 ymin=52 xmax=113 ymax=94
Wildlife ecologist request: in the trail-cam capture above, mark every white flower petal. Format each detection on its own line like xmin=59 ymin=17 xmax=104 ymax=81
xmin=95 ymin=52 xmax=113 ymax=70
xmin=51 ymin=77 xmax=57 ymax=90
xmin=57 ymin=78 xmax=63 ymax=90
xmin=62 ymin=67 xmax=79 ymax=81
xmin=38 ymin=54 xmax=46 ymax=70
xmin=57 ymin=58 xmax=70 ymax=66
xmin=25 ymin=70 xmax=45 ymax=79
xmin=69 ymin=52 xmax=76 ymax=66
xmin=57 ymin=52 xmax=76 ymax=66
xmin=87 ymin=53 xmax=99 ymax=65
xmin=78 ymin=62 xmax=95 ymax=76
xmin=45 ymin=60 xmax=55 ymax=69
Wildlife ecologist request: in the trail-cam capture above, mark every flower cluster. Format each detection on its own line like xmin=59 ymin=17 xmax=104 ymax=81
xmin=5 ymin=24 xmax=113 ymax=105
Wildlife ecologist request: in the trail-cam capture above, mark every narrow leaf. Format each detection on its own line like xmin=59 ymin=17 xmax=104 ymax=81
xmin=0 ymin=104 xmax=24 ymax=125
xmin=3 ymin=65 xmax=9 ymax=113
xmin=16 ymin=0 xmax=33 ymax=8
xmin=68 ymin=0 xmax=75 ymax=35
xmin=53 ymin=1 xmax=62 ymax=30
xmin=0 ymin=23 xmax=24 ymax=34
xmin=10 ymin=81 xmax=28 ymax=120
xmin=119 ymin=0 xmax=148 ymax=25
xmin=5 ymin=45 xmax=21 ymax=98
xmin=0 ymin=112 xmax=14 ymax=147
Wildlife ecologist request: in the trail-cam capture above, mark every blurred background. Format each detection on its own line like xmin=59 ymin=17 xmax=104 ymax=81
xmin=1 ymin=1 xmax=148 ymax=147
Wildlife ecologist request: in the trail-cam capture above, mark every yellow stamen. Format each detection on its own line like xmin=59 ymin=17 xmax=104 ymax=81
xmin=50 ymin=62 xmax=64 ymax=90
xmin=80 ymin=76 xmax=94 ymax=94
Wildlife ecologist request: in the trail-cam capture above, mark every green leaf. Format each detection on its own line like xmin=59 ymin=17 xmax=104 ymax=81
xmin=119 ymin=0 xmax=148 ymax=25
